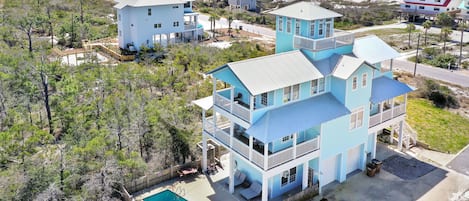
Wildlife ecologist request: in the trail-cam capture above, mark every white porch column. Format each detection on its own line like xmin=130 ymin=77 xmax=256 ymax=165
xmin=202 ymin=132 xmax=208 ymax=171
xmin=229 ymin=151 xmax=235 ymax=193
xmin=302 ymin=162 xmax=309 ymax=190
xmin=249 ymin=135 xmax=253 ymax=161
xmin=264 ymin=142 xmax=269 ymax=170
xmin=390 ymin=59 xmax=393 ymax=71
xmin=213 ymin=111 xmax=218 ymax=139
xmin=371 ymin=132 xmax=377 ymax=159
xmin=230 ymin=86 xmax=234 ymax=113
xmin=229 ymin=121 xmax=234 ymax=147
xmin=398 ymin=121 xmax=404 ymax=150
xmin=379 ymin=102 xmax=384 ymax=123
xmin=249 ymin=95 xmax=254 ymax=123
xmin=293 ymin=133 xmax=297 ymax=159
xmin=261 ymin=175 xmax=268 ymax=201
xmin=391 ymin=98 xmax=395 ymax=117
xmin=389 ymin=125 xmax=393 ymax=144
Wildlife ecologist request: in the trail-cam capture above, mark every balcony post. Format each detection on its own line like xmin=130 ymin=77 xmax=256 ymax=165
xmin=398 ymin=121 xmax=404 ymax=150
xmin=263 ymin=142 xmax=269 ymax=170
xmin=261 ymin=175 xmax=268 ymax=201
xmin=230 ymin=86 xmax=234 ymax=113
xmin=202 ymin=133 xmax=208 ymax=172
xmin=391 ymin=98 xmax=395 ymax=118
xmin=249 ymin=95 xmax=254 ymax=123
xmin=302 ymin=162 xmax=309 ymax=190
xmin=229 ymin=121 xmax=234 ymax=147
xmin=379 ymin=102 xmax=384 ymax=123
xmin=334 ymin=37 xmax=337 ymax=49
xmin=390 ymin=59 xmax=393 ymax=71
xmin=293 ymin=133 xmax=297 ymax=159
xmin=213 ymin=111 xmax=217 ymax=139
xmin=229 ymin=151 xmax=235 ymax=193
xmin=249 ymin=136 xmax=253 ymax=161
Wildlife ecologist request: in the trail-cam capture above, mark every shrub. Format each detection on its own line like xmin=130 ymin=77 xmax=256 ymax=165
xmin=423 ymin=80 xmax=460 ymax=108
xmin=429 ymin=54 xmax=457 ymax=68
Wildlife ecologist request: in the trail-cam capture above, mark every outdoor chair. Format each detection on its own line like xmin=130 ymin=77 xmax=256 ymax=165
xmin=224 ymin=169 xmax=247 ymax=187
xmin=240 ymin=181 xmax=262 ymax=201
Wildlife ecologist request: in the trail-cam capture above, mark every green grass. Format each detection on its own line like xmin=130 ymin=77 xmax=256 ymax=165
xmin=406 ymin=98 xmax=469 ymax=154
xmin=354 ymin=28 xmax=419 ymax=38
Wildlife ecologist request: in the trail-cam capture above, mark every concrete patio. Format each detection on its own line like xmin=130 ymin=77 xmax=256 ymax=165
xmin=133 ymin=143 xmax=469 ymax=201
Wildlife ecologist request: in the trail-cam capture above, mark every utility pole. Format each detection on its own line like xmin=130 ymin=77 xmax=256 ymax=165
xmin=414 ymin=33 xmax=421 ymax=77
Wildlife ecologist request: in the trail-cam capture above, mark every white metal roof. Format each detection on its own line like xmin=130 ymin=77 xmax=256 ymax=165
xmin=191 ymin=96 xmax=213 ymax=111
xmin=224 ymin=50 xmax=323 ymax=95
xmin=353 ymin=35 xmax=401 ymax=64
xmin=332 ymin=55 xmax=367 ymax=80
xmin=114 ymin=0 xmax=191 ymax=9
xmin=268 ymin=1 xmax=342 ymax=21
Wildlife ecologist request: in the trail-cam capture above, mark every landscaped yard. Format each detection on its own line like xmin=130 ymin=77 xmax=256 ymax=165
xmin=406 ymin=98 xmax=469 ymax=154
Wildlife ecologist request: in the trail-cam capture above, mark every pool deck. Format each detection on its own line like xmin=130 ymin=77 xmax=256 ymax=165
xmin=133 ymin=154 xmax=242 ymax=201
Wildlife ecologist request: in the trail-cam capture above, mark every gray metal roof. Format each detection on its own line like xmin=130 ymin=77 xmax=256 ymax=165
xmin=224 ymin=50 xmax=323 ymax=95
xmin=114 ymin=0 xmax=191 ymax=9
xmin=353 ymin=35 xmax=401 ymax=64
xmin=191 ymin=96 xmax=213 ymax=110
xmin=268 ymin=1 xmax=342 ymax=21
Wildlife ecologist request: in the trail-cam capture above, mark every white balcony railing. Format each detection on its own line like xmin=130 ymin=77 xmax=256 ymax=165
xmin=296 ymin=137 xmax=319 ymax=157
xmin=369 ymin=103 xmax=407 ymax=128
xmin=214 ymin=92 xmax=250 ymax=122
xmin=293 ymin=31 xmax=354 ymax=52
xmin=268 ymin=147 xmax=294 ymax=169
xmin=216 ymin=129 xmax=230 ymax=146
xmin=251 ymin=150 xmax=264 ymax=168
xmin=232 ymin=138 xmax=249 ymax=158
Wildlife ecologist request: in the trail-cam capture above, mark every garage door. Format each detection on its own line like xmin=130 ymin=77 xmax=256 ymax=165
xmin=347 ymin=145 xmax=361 ymax=174
xmin=321 ymin=155 xmax=338 ymax=185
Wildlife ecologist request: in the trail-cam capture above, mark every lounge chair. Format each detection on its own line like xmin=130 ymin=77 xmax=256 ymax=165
xmin=240 ymin=181 xmax=262 ymax=201
xmin=224 ymin=170 xmax=247 ymax=187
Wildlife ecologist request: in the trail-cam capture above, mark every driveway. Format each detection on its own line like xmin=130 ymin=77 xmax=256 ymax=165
xmin=447 ymin=144 xmax=469 ymax=177
xmin=316 ymin=144 xmax=469 ymax=201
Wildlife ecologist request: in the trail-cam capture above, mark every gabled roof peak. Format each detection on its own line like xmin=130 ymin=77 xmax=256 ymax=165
xmin=268 ymin=1 xmax=342 ymax=21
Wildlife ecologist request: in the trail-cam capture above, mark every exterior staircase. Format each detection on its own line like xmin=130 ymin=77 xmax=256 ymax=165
xmin=391 ymin=122 xmax=418 ymax=149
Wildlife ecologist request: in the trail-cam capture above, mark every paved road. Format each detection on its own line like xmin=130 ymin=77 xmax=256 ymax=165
xmin=447 ymin=145 xmax=469 ymax=177
xmin=198 ymin=14 xmax=275 ymax=39
xmin=383 ymin=59 xmax=469 ymax=88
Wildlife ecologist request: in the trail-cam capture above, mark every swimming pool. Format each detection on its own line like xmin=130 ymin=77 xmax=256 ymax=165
xmin=143 ymin=189 xmax=187 ymax=201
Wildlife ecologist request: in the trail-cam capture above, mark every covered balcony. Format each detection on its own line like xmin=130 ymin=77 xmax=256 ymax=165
xmin=369 ymin=76 xmax=414 ymax=129
xmin=214 ymin=88 xmax=251 ymax=122
xmin=203 ymin=115 xmax=320 ymax=170
xmin=293 ymin=30 xmax=354 ymax=52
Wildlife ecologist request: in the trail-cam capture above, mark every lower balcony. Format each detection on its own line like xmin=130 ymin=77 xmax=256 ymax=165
xmin=203 ymin=116 xmax=320 ymax=170
xmin=369 ymin=101 xmax=406 ymax=128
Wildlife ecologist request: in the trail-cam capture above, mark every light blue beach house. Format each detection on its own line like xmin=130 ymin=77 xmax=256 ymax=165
xmin=114 ymin=0 xmax=203 ymax=51
xmin=193 ymin=2 xmax=414 ymax=201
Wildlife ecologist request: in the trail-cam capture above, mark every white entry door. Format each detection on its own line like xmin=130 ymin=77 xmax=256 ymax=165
xmin=346 ymin=145 xmax=361 ymax=174
xmin=321 ymin=155 xmax=338 ymax=185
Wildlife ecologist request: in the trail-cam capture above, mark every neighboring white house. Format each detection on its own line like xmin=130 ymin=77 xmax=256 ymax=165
xmin=228 ymin=0 xmax=257 ymax=11
xmin=400 ymin=0 xmax=462 ymax=17
xmin=114 ymin=0 xmax=203 ymax=51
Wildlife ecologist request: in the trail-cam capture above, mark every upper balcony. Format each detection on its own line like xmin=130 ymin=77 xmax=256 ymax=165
xmin=214 ymin=88 xmax=251 ymax=123
xmin=293 ymin=30 xmax=354 ymax=52
xmin=203 ymin=116 xmax=320 ymax=171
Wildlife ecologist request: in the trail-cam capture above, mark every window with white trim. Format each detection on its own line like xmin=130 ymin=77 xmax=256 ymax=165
xmin=295 ymin=20 xmax=300 ymax=35
xmin=310 ymin=21 xmax=315 ymax=37
xmin=278 ymin=17 xmax=283 ymax=32
xmin=283 ymin=84 xmax=300 ymax=103
xmin=352 ymin=76 xmax=358 ymax=90
xmin=261 ymin=92 xmax=268 ymax=106
xmin=286 ymin=17 xmax=292 ymax=33
xmin=318 ymin=22 xmax=324 ymax=35
xmin=350 ymin=108 xmax=364 ymax=130
xmin=311 ymin=77 xmax=325 ymax=95
xmin=281 ymin=135 xmax=290 ymax=143
xmin=362 ymin=73 xmax=367 ymax=87
xmin=148 ymin=8 xmax=152 ymax=16
xmin=281 ymin=167 xmax=297 ymax=186
xmin=326 ymin=23 xmax=331 ymax=37
xmin=154 ymin=23 xmax=161 ymax=29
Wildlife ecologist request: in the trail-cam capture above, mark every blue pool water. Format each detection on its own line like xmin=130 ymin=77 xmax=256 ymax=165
xmin=144 ymin=190 xmax=187 ymax=201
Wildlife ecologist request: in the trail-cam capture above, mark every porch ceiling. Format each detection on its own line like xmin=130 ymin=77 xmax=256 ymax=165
xmin=370 ymin=76 xmax=414 ymax=104
xmin=246 ymin=93 xmax=350 ymax=143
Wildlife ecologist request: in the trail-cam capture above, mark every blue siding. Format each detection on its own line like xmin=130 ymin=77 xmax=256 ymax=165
xmin=271 ymin=138 xmax=293 ymax=153
xmin=331 ymin=77 xmax=346 ymax=104
xmin=234 ymin=155 xmax=262 ymax=184
xmin=299 ymin=81 xmax=310 ymax=99
xmin=276 ymin=16 xmax=295 ymax=53
xmin=270 ymin=164 xmax=303 ymax=198
xmin=309 ymin=158 xmax=320 ymax=183
xmin=345 ymin=65 xmax=373 ymax=110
